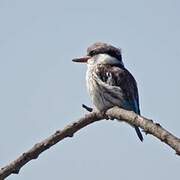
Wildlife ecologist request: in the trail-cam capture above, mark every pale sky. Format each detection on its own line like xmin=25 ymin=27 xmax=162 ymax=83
xmin=0 ymin=0 xmax=180 ymax=179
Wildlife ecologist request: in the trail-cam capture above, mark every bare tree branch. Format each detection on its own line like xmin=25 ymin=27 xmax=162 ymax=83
xmin=0 ymin=106 xmax=180 ymax=179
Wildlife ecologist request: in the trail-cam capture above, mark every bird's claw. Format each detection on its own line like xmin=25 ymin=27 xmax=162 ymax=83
xmin=82 ymin=104 xmax=114 ymax=120
xmin=99 ymin=111 xmax=114 ymax=120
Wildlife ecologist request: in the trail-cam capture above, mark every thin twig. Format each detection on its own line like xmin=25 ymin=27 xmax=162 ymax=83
xmin=82 ymin=104 xmax=93 ymax=112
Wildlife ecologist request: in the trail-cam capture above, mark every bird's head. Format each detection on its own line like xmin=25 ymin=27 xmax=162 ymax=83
xmin=72 ymin=42 xmax=124 ymax=67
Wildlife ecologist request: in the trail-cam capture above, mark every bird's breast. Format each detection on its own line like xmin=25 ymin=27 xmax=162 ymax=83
xmin=86 ymin=65 xmax=124 ymax=111
xmin=86 ymin=66 xmax=105 ymax=111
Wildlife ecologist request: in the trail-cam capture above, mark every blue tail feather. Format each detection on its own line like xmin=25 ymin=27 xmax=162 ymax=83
xmin=135 ymin=126 xmax=143 ymax=142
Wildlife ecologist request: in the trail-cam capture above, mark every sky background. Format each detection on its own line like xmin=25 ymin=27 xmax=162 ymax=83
xmin=0 ymin=0 xmax=180 ymax=179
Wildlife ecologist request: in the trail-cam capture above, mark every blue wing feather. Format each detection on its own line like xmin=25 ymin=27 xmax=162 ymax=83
xmin=96 ymin=64 xmax=143 ymax=141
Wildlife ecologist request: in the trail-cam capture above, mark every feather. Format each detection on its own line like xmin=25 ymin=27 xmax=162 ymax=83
xmin=87 ymin=64 xmax=143 ymax=141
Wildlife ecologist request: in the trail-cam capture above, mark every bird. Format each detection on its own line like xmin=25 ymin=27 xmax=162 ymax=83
xmin=72 ymin=42 xmax=143 ymax=141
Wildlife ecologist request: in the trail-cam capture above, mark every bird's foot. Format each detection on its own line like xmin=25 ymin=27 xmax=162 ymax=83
xmin=82 ymin=104 xmax=114 ymax=120
xmin=108 ymin=115 xmax=115 ymax=120
xmin=99 ymin=110 xmax=114 ymax=120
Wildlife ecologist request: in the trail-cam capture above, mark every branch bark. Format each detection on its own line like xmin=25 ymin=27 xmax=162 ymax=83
xmin=0 ymin=106 xmax=180 ymax=179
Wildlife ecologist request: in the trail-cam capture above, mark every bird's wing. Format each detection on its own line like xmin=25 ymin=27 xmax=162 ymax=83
xmin=95 ymin=64 xmax=140 ymax=114
xmin=95 ymin=64 xmax=143 ymax=141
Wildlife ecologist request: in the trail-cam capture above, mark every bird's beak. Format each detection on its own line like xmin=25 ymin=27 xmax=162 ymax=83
xmin=72 ymin=56 xmax=91 ymax=63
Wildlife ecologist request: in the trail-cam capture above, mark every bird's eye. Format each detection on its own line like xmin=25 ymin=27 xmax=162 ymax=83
xmin=89 ymin=50 xmax=96 ymax=56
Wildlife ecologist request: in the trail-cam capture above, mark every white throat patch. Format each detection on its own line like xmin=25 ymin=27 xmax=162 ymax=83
xmin=88 ymin=54 xmax=123 ymax=66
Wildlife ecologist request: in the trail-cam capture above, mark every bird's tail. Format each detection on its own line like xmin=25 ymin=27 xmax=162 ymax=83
xmin=134 ymin=126 xmax=143 ymax=142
